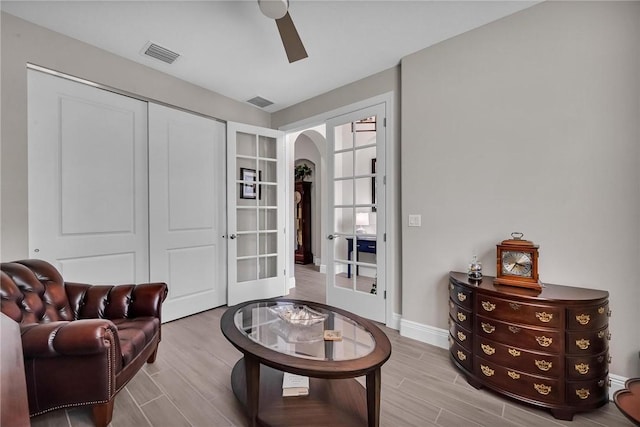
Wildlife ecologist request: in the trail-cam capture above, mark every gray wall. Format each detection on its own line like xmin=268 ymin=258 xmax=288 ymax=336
xmin=401 ymin=1 xmax=639 ymax=377
xmin=0 ymin=12 xmax=270 ymax=260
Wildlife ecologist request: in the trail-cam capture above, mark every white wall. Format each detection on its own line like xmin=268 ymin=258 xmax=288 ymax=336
xmin=401 ymin=1 xmax=640 ymax=377
xmin=1 ymin=12 xmax=270 ymax=260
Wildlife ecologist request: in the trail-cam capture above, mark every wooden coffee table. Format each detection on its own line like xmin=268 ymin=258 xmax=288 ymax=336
xmin=220 ymin=299 xmax=392 ymax=427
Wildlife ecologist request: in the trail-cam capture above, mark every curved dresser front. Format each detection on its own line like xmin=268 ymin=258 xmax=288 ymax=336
xmin=448 ymin=271 xmax=610 ymax=421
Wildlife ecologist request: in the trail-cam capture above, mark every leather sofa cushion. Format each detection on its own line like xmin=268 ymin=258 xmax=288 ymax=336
xmin=112 ymin=317 xmax=160 ymax=366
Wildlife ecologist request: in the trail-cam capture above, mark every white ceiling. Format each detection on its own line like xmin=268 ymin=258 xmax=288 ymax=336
xmin=1 ymin=1 xmax=538 ymax=113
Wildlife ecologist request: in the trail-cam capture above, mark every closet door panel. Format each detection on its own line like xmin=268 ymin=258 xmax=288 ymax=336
xmin=149 ymin=103 xmax=226 ymax=322
xmin=27 ymin=70 xmax=149 ymax=284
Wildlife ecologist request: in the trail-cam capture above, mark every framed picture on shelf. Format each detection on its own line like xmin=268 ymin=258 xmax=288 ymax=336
xmin=240 ymin=168 xmax=257 ymax=199
xmin=240 ymin=168 xmax=262 ymax=200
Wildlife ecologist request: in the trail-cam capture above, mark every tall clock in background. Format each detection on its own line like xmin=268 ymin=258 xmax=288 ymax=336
xmin=495 ymin=232 xmax=542 ymax=291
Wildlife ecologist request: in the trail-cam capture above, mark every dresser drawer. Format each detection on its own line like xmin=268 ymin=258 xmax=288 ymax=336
xmin=476 ymin=295 xmax=562 ymax=328
xmin=450 ymin=336 xmax=473 ymax=371
xmin=567 ymin=326 xmax=609 ymax=355
xmin=449 ymin=280 xmax=472 ymax=310
xmin=475 ymin=357 xmax=561 ymax=404
xmin=449 ymin=300 xmax=473 ymax=330
xmin=475 ymin=337 xmax=561 ymax=378
xmin=449 ymin=316 xmax=472 ymax=351
xmin=477 ymin=315 xmax=562 ymax=353
xmin=566 ymin=377 xmax=609 ymax=406
xmin=566 ymin=351 xmax=610 ymax=380
xmin=567 ymin=303 xmax=609 ymax=330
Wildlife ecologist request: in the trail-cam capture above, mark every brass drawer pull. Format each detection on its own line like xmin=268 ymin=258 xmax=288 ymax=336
xmin=535 ymin=312 xmax=553 ymax=323
xmin=576 ymin=339 xmax=590 ymax=350
xmin=597 ymin=306 xmax=604 ymax=314
xmin=597 ymin=355 xmax=604 ymax=363
xmin=457 ymin=292 xmax=467 ymax=302
xmin=450 ymin=283 xmax=454 ymax=290
xmin=448 ymin=336 xmax=454 ymax=346
xmin=509 ymin=302 xmax=521 ymax=310
xmin=508 ymin=348 xmax=521 ymax=357
xmin=508 ymin=326 xmax=521 ymax=334
xmin=534 ymin=384 xmax=552 ymax=395
xmin=480 ymin=365 xmax=495 ymax=377
xmin=576 ymin=314 xmax=591 ymax=325
xmin=576 ymin=388 xmax=590 ymax=400
xmin=507 ymin=371 xmax=520 ymax=380
xmin=457 ymin=351 xmax=467 ymax=361
xmin=449 ymin=301 xmax=455 ymax=310
xmin=457 ymin=312 xmax=467 ymax=322
xmin=575 ymin=363 xmax=590 ymax=375
xmin=607 ymin=332 xmax=611 ymax=341
xmin=535 ymin=360 xmax=553 ymax=372
xmin=481 ymin=322 xmax=495 ymax=334
xmin=597 ymin=330 xmax=605 ymax=339
xmin=481 ymin=344 xmax=496 ymax=355
xmin=535 ymin=336 xmax=553 ymax=347
xmin=482 ymin=301 xmax=496 ymax=312
xmin=607 ymin=309 xmax=612 ymax=317
xmin=457 ymin=331 xmax=467 ymax=342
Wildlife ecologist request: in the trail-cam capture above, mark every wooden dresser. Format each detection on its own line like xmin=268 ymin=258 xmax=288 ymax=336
xmin=448 ymin=271 xmax=610 ymax=420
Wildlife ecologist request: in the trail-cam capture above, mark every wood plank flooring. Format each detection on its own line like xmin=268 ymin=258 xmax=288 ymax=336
xmin=31 ymin=264 xmax=632 ymax=427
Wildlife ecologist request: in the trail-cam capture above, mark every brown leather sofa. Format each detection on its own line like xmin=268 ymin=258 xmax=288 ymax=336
xmin=0 ymin=259 xmax=168 ymax=427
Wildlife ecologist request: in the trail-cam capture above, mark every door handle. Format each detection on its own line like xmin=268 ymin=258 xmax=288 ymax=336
xmin=327 ymin=234 xmax=336 ymax=240
xmin=229 ymin=234 xmax=237 ymax=240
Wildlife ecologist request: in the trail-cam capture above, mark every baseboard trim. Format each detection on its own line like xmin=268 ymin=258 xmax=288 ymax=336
xmin=397 ymin=317 xmax=628 ymax=401
xmin=387 ymin=312 xmax=401 ymax=330
xmin=399 ymin=318 xmax=449 ymax=350
xmin=609 ymin=373 xmax=628 ymax=400
xmin=288 ymin=276 xmax=296 ymax=289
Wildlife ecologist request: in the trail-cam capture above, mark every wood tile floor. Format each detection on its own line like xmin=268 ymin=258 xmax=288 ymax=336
xmin=31 ymin=264 xmax=632 ymax=427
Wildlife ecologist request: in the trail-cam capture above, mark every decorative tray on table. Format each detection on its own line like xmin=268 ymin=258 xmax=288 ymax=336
xmin=269 ymin=304 xmax=327 ymax=326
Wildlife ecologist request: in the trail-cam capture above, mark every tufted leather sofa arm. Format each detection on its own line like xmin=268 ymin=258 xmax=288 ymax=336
xmin=20 ymin=319 xmax=118 ymax=358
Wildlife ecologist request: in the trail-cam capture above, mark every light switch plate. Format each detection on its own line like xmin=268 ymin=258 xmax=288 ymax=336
xmin=408 ymin=214 xmax=421 ymax=227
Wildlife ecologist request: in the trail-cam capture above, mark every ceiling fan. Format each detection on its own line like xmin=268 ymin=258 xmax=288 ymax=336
xmin=258 ymin=0 xmax=308 ymax=63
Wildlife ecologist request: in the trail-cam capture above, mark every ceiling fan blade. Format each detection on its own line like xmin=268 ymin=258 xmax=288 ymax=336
xmin=275 ymin=12 xmax=308 ymax=63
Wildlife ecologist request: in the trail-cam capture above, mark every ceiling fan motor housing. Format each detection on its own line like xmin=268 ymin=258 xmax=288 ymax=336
xmin=258 ymin=0 xmax=289 ymax=20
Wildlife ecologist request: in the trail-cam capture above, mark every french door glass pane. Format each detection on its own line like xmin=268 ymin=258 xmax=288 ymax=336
xmin=334 ymin=151 xmax=354 ymax=178
xmin=237 ymin=132 xmax=256 ymax=156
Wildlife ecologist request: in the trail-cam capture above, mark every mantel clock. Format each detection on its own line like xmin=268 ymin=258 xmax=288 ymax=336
xmin=495 ymin=232 xmax=542 ymax=291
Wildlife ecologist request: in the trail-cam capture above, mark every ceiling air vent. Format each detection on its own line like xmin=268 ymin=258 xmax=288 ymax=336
xmin=142 ymin=42 xmax=180 ymax=64
xmin=247 ymin=96 xmax=274 ymax=108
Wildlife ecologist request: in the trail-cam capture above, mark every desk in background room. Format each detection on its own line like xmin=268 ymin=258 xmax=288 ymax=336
xmin=346 ymin=237 xmax=376 ymax=278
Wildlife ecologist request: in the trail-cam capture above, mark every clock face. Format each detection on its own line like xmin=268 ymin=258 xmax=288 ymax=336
xmin=501 ymin=251 xmax=533 ymax=277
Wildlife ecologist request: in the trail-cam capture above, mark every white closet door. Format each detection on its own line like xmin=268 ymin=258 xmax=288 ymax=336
xmin=28 ymin=70 xmax=149 ymax=284
xmin=149 ymin=104 xmax=227 ymax=321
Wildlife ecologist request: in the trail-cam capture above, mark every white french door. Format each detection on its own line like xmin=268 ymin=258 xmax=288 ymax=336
xmin=148 ymin=104 xmax=227 ymax=322
xmin=226 ymin=122 xmax=287 ymax=305
xmin=326 ymin=104 xmax=386 ymax=323
xmin=27 ymin=70 xmax=149 ymax=283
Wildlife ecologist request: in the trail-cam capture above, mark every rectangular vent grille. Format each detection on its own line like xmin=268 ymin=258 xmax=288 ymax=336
xmin=143 ymin=43 xmax=180 ymax=64
xmin=247 ymin=96 xmax=274 ymax=108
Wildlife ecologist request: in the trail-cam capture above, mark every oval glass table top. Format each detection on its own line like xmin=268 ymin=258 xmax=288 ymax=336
xmin=233 ymin=300 xmax=375 ymax=361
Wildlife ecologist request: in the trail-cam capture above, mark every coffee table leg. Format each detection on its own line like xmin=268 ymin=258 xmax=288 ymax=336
xmin=244 ymin=355 xmax=260 ymax=427
xmin=366 ymin=367 xmax=381 ymax=427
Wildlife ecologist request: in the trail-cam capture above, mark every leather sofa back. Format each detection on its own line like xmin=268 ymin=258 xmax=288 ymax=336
xmin=1 ymin=260 xmax=73 ymax=324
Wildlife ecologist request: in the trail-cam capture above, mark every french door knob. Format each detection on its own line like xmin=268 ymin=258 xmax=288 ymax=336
xmin=229 ymin=234 xmax=237 ymax=240
xmin=327 ymin=234 xmax=336 ymax=240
